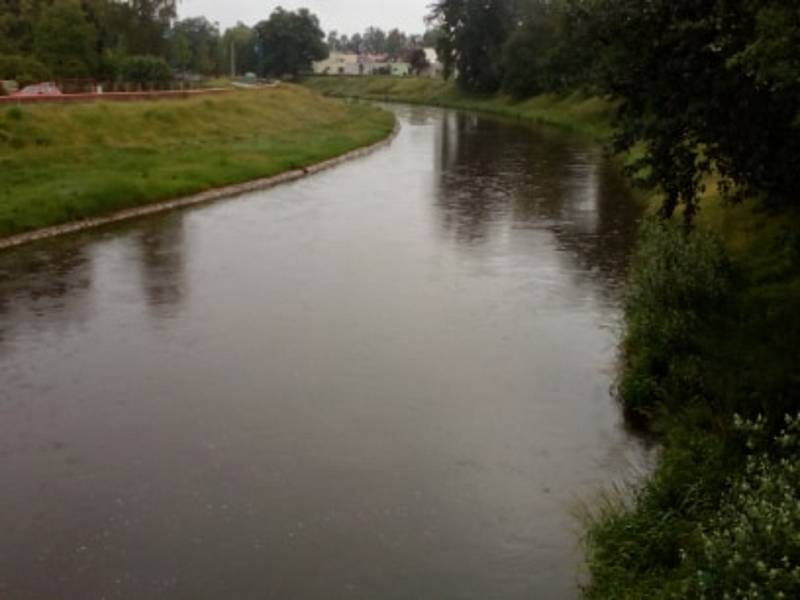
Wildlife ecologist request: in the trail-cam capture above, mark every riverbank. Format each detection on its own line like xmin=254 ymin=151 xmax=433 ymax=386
xmin=307 ymin=77 xmax=800 ymax=597
xmin=304 ymin=76 xmax=615 ymax=141
xmin=0 ymin=85 xmax=394 ymax=240
xmin=585 ymin=196 xmax=800 ymax=598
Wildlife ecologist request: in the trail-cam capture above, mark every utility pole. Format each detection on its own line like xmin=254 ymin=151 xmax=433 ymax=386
xmin=230 ymin=42 xmax=236 ymax=78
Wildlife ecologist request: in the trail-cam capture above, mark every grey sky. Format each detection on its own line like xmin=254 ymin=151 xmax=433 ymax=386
xmin=178 ymin=1 xmax=432 ymax=35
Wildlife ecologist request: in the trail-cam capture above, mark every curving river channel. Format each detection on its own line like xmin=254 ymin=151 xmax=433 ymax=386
xmin=0 ymin=105 xmax=648 ymax=599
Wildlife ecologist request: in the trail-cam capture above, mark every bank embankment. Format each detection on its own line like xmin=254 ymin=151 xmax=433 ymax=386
xmin=306 ymin=76 xmax=800 ymax=598
xmin=0 ymin=84 xmax=395 ymax=240
xmin=584 ymin=194 xmax=800 ymax=598
xmin=304 ymin=76 xmax=615 ymax=141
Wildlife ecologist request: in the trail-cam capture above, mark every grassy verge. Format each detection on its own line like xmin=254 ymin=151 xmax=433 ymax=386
xmin=304 ymin=76 xmax=616 ymax=141
xmin=0 ymin=84 xmax=394 ymax=238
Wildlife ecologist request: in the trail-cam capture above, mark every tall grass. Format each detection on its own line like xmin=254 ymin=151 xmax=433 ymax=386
xmin=0 ymin=85 xmax=394 ymax=237
xmin=587 ymin=198 xmax=800 ymax=597
xmin=618 ymin=219 xmax=733 ymax=420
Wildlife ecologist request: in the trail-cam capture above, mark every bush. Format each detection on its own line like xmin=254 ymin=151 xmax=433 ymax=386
xmin=678 ymin=414 xmax=800 ymax=599
xmin=119 ymin=55 xmax=172 ymax=89
xmin=0 ymin=55 xmax=51 ymax=88
xmin=585 ymin=413 xmax=800 ymax=599
xmin=619 ymin=218 xmax=733 ymax=418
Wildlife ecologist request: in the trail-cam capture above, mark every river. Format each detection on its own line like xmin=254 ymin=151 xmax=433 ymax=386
xmin=0 ymin=105 xmax=648 ymax=599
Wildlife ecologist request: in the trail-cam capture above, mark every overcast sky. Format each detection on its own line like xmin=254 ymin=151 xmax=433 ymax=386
xmin=178 ymin=1 xmax=432 ymax=35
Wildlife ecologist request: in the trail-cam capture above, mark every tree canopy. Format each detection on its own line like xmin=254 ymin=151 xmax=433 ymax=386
xmin=0 ymin=1 xmax=324 ymax=82
xmin=254 ymin=7 xmax=327 ymax=78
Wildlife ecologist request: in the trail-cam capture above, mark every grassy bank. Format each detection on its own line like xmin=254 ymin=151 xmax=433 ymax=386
xmin=304 ymin=76 xmax=616 ymax=141
xmin=584 ymin=195 xmax=800 ymax=597
xmin=0 ymin=85 xmax=394 ymax=238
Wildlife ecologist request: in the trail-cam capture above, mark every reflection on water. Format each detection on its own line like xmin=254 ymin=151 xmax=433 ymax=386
xmin=0 ymin=105 xmax=646 ymax=599
xmin=134 ymin=215 xmax=188 ymax=319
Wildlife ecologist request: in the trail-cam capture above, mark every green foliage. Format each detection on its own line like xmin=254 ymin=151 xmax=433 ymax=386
xmin=99 ymin=0 xmax=177 ymax=58
xmin=619 ymin=219 xmax=733 ymax=418
xmin=169 ymin=17 xmax=223 ymax=76
xmin=589 ymin=195 xmax=800 ymax=597
xmin=33 ymin=0 xmax=97 ymax=78
xmin=255 ymin=7 xmax=328 ymax=78
xmin=118 ymin=55 xmax=171 ymax=87
xmin=503 ymin=2 xmax=570 ymax=97
xmin=585 ymin=415 xmax=731 ymax=599
xmin=579 ymin=0 xmax=800 ymax=218
xmin=223 ymin=23 xmax=259 ymax=76
xmin=676 ymin=414 xmax=800 ymax=599
xmin=586 ymin=412 xmax=800 ymax=599
xmin=0 ymin=54 xmax=50 ymax=87
xmin=427 ymin=0 xmax=515 ymax=92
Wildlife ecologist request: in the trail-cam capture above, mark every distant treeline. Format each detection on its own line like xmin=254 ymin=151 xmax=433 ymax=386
xmin=325 ymin=27 xmax=439 ymax=58
xmin=428 ymin=0 xmax=800 ymax=218
xmin=0 ymin=1 xmax=335 ymax=87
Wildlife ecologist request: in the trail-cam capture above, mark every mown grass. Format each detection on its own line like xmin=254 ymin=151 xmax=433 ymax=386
xmin=0 ymin=85 xmax=394 ymax=237
xmin=304 ymin=76 xmax=616 ymax=141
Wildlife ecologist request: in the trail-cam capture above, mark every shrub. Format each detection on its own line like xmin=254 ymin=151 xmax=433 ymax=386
xmin=619 ymin=218 xmax=733 ymax=417
xmin=0 ymin=55 xmax=51 ymax=88
xmin=677 ymin=414 xmax=800 ymax=599
xmin=119 ymin=55 xmax=172 ymax=89
xmin=585 ymin=413 xmax=800 ymax=599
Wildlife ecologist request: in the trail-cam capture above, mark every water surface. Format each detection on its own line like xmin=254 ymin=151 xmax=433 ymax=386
xmin=0 ymin=106 xmax=646 ymax=599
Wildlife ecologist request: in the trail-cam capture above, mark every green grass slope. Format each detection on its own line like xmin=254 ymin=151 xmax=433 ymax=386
xmin=0 ymin=85 xmax=394 ymax=238
xmin=304 ymin=76 xmax=615 ymax=140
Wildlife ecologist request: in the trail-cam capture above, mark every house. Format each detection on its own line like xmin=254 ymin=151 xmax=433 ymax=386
xmin=421 ymin=48 xmax=445 ymax=79
xmin=313 ymin=52 xmax=412 ymax=77
xmin=313 ymin=53 xmax=360 ymax=76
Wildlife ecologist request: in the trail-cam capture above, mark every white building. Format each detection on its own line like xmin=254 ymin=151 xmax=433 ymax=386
xmin=313 ymin=53 xmax=360 ymax=76
xmin=422 ymin=48 xmax=445 ymax=79
xmin=314 ymin=52 xmax=415 ymax=78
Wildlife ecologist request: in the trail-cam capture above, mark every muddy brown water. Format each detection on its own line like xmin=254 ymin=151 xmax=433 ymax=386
xmin=0 ymin=106 xmax=648 ymax=599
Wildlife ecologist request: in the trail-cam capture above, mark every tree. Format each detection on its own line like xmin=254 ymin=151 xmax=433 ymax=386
xmin=254 ymin=7 xmax=327 ymax=78
xmin=502 ymin=1 xmax=581 ymax=97
xmin=427 ymin=0 xmax=515 ymax=92
xmin=33 ymin=0 xmax=98 ymax=78
xmin=101 ymin=0 xmax=177 ymax=57
xmin=171 ymin=31 xmax=191 ymax=73
xmin=407 ymin=48 xmax=430 ymax=75
xmin=362 ymin=26 xmax=387 ymax=54
xmin=0 ymin=54 xmax=50 ymax=87
xmin=385 ymin=28 xmax=407 ymax=58
xmin=0 ymin=0 xmax=50 ymax=54
xmin=170 ymin=17 xmax=222 ymax=75
xmin=223 ymin=23 xmax=259 ymax=76
xmin=120 ymin=54 xmax=171 ymax=88
xmin=349 ymin=32 xmax=363 ymax=54
xmin=581 ymin=0 xmax=800 ymax=218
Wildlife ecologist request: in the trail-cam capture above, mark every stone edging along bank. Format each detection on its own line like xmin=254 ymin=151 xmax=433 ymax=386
xmin=0 ymin=119 xmax=400 ymax=252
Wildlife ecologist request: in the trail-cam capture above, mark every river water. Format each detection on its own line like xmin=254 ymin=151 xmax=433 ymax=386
xmin=0 ymin=105 xmax=647 ymax=599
